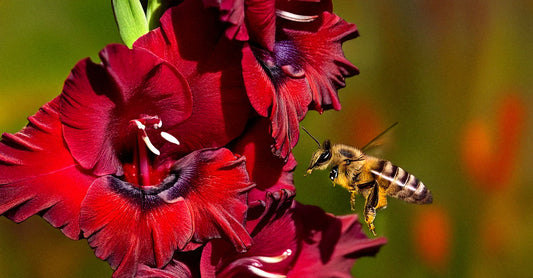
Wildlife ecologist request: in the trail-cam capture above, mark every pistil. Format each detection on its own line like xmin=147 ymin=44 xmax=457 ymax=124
xmin=135 ymin=127 xmax=151 ymax=186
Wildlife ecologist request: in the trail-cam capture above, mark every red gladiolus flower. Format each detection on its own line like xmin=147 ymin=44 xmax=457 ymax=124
xmin=200 ymin=190 xmax=387 ymax=277
xmin=242 ymin=9 xmax=359 ymax=158
xmin=199 ymin=0 xmax=359 ymax=158
xmin=1 ymin=43 xmax=255 ymax=277
xmin=133 ymin=0 xmax=253 ymax=157
xmin=1 ymin=1 xmax=387 ymax=276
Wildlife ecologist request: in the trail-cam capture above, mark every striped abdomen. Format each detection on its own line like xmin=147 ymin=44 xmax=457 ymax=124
xmin=370 ymin=160 xmax=432 ymax=204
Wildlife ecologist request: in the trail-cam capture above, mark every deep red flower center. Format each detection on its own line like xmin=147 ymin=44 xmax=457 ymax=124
xmin=122 ymin=114 xmax=179 ymax=188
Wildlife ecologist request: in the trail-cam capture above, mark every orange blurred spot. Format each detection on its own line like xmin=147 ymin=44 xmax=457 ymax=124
xmin=461 ymin=119 xmax=493 ymax=185
xmin=412 ymin=206 xmax=452 ymax=271
xmin=460 ymin=93 xmax=527 ymax=191
xmin=347 ymin=98 xmax=386 ymax=149
xmin=494 ymin=93 xmax=526 ymax=185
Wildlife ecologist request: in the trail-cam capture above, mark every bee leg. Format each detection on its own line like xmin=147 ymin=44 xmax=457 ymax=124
xmin=364 ymin=183 xmax=379 ymax=236
xmin=349 ymin=189 xmax=357 ymax=211
xmin=364 ymin=204 xmax=377 ymax=236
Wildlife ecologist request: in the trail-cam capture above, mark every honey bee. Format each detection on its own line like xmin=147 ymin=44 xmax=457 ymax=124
xmin=303 ymin=123 xmax=432 ymax=236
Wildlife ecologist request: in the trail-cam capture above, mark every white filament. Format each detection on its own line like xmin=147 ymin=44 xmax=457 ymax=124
xmin=254 ymin=249 xmax=292 ymax=264
xmin=141 ymin=133 xmax=161 ymax=156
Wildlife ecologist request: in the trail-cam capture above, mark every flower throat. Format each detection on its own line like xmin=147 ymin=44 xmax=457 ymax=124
xmin=123 ymin=115 xmax=180 ymax=187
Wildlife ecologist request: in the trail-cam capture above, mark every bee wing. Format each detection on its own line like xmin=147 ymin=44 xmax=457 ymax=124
xmin=360 ymin=122 xmax=398 ymax=153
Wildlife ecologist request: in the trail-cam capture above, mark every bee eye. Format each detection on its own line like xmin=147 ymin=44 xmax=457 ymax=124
xmin=317 ymin=151 xmax=331 ymax=164
xmin=329 ymin=166 xmax=338 ymax=181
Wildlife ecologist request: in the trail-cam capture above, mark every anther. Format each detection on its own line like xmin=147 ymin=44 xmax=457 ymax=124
xmin=130 ymin=118 xmax=181 ymax=155
xmin=130 ymin=119 xmax=161 ymax=155
xmin=276 ymin=10 xmax=318 ymax=22
xmin=161 ymin=131 xmax=180 ymax=146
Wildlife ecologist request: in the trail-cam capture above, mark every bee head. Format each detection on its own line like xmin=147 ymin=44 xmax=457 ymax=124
xmin=306 ymin=139 xmax=333 ymax=175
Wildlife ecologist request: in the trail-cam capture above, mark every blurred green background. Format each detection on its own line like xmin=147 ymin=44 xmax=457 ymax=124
xmin=0 ymin=0 xmax=532 ymax=277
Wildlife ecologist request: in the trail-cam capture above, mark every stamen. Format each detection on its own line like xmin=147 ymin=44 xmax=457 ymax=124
xmin=247 ymin=266 xmax=287 ymax=278
xmin=219 ymin=249 xmax=293 ymax=278
xmin=253 ymin=249 xmax=292 ymax=264
xmin=131 ymin=119 xmax=146 ymax=130
xmin=141 ymin=133 xmax=161 ymax=156
xmin=160 ymin=131 xmax=180 ymax=146
xmin=276 ymin=10 xmax=319 ymax=22
xmin=130 ymin=119 xmax=162 ymax=156
xmin=127 ymin=115 xmax=180 ymax=186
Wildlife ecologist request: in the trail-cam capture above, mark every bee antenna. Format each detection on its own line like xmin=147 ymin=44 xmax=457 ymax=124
xmin=361 ymin=122 xmax=399 ymax=152
xmin=301 ymin=126 xmax=321 ymax=147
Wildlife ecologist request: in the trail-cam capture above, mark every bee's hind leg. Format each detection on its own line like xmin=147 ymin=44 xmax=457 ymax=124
xmin=364 ymin=204 xmax=377 ymax=236
xmin=364 ymin=183 xmax=379 ymax=236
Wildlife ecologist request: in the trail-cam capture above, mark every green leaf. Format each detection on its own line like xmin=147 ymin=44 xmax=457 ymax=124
xmin=112 ymin=0 xmax=149 ymax=48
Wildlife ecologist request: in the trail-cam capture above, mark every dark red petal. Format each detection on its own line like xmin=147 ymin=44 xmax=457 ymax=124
xmin=60 ymin=44 xmax=192 ymax=175
xmin=241 ymin=47 xmax=274 ymax=117
xmin=203 ymin=0 xmax=249 ymax=42
xmin=134 ymin=0 xmax=252 ymax=156
xmin=136 ymin=264 xmax=192 ymax=278
xmin=283 ymin=12 xmax=359 ymax=112
xmin=178 ymin=149 xmax=254 ymax=252
xmin=276 ymin=0 xmax=333 ymax=16
xmin=136 ymin=249 xmax=201 ymax=278
xmin=0 ymin=98 xmax=95 ymax=239
xmin=245 ymin=0 xmax=276 ymax=51
xmin=80 ymin=176 xmax=193 ymax=277
xmin=270 ymin=78 xmax=310 ymax=157
xmin=242 ymin=46 xmax=311 ymax=158
xmin=288 ymin=204 xmax=387 ymax=277
xmin=247 ymin=189 xmax=295 ymax=237
xmin=200 ymin=190 xmax=297 ymax=277
xmin=231 ymin=118 xmax=296 ymax=204
xmin=80 ymin=148 xmax=253 ymax=277
xmin=203 ymin=0 xmax=275 ymax=51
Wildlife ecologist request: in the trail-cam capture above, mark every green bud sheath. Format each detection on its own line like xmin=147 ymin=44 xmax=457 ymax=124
xmin=112 ymin=0 xmax=149 ymax=48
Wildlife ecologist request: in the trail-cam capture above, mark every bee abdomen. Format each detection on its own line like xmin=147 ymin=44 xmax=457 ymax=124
xmin=371 ymin=160 xmax=432 ymax=205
